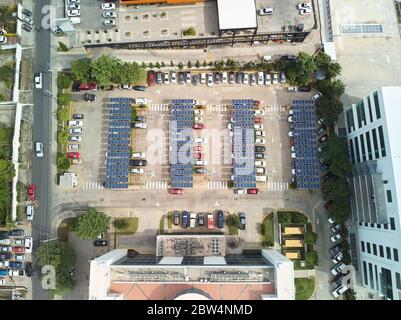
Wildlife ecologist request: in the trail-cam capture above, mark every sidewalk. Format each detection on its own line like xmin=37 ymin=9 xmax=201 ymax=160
xmin=294 ymin=269 xmax=316 ymax=278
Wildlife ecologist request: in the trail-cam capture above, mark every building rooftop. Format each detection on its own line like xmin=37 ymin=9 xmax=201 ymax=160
xmin=217 ymin=0 xmax=257 ymax=31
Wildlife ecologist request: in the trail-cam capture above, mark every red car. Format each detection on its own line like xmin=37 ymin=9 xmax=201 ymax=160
xmin=254 ymin=117 xmax=263 ymax=123
xmin=12 ymin=246 xmax=25 ymax=253
xmin=193 ymin=123 xmax=205 ymax=129
xmin=247 ymin=188 xmax=259 ymax=194
xmin=147 ymin=71 xmax=155 ymax=86
xmin=194 ymin=153 xmax=203 ymax=160
xmin=27 ymin=184 xmax=36 ymax=201
xmin=168 ymin=188 xmax=183 ymax=195
xmin=193 ymin=145 xmax=202 ymax=152
xmin=253 ymin=100 xmax=262 ymax=107
xmin=79 ymin=83 xmax=97 ymax=92
xmin=66 ymin=152 xmax=80 ymax=159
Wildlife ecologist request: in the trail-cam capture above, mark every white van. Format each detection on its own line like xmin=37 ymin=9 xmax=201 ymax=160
xmin=26 ymin=205 xmax=34 ymax=221
xmin=332 ymin=285 xmax=348 ymax=298
xmin=256 ymin=175 xmax=267 ymax=182
xmin=132 ymin=152 xmax=146 ymax=159
xmin=35 ymin=142 xmax=44 ymax=158
xmin=134 ymin=98 xmax=148 ymax=105
xmin=195 ymin=160 xmax=207 ymax=166
xmin=194 ymin=137 xmax=208 ymax=144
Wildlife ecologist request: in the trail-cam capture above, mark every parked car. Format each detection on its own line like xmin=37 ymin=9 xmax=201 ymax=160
xmin=119 ymin=84 xmax=132 ymax=90
xmin=312 ymin=92 xmax=322 ymax=102
xmin=26 ymin=205 xmax=34 ymax=221
xmin=298 ymin=2 xmax=312 ymax=9
xmin=189 ymin=212 xmax=197 ymax=228
xmin=173 ymin=211 xmax=180 ymax=225
xmin=255 ymin=138 xmax=266 ymax=144
xmin=27 ymin=184 xmax=36 ymax=201
xmin=0 ymin=246 xmax=12 ymax=252
xmin=256 ymin=167 xmax=266 ymax=174
xmin=258 ymin=7 xmax=274 ymax=15
xmin=0 ymin=253 xmax=12 ymax=261
xmin=228 ymin=72 xmax=235 ymax=84
xmin=66 ymin=152 xmax=80 ymax=159
xmin=287 ymin=86 xmax=298 ymax=92
xmin=299 ymin=8 xmax=312 ymax=15
xmin=331 ymin=262 xmax=346 ymax=276
xmin=130 ymin=159 xmax=147 ymax=166
xmin=207 ymin=214 xmax=214 ymax=229
xmin=68 ymin=120 xmax=83 ymax=127
xmin=332 ymin=251 xmax=343 ymax=264
xmin=255 ymin=160 xmax=266 ymax=166
xmin=168 ymin=188 xmax=183 ymax=194
xmin=69 ymin=136 xmax=82 ymax=142
xmin=214 ymin=73 xmax=221 ymax=84
xmin=34 ymin=73 xmax=42 ymax=89
xmin=25 ymin=262 xmax=33 ymax=277
xmin=257 ymin=72 xmax=264 ymax=85
xmin=255 ymin=146 xmax=266 ymax=152
xmin=330 ymin=224 xmax=342 ymax=233
xmin=8 ymin=261 xmax=23 ymax=269
xmin=101 ymin=3 xmax=115 ymax=10
xmin=239 ymin=212 xmax=246 ymax=230
xmin=130 ymin=168 xmax=144 ymax=174
xmin=131 ymin=122 xmax=147 ymax=129
xmin=163 ymin=72 xmax=169 ymax=84
xmin=0 ymin=239 xmax=10 ymax=245
xmin=280 ymin=72 xmax=286 ymax=83
xmin=255 ymin=130 xmax=265 ymax=137
xmin=147 ymin=71 xmax=156 ymax=86
xmin=185 ymin=71 xmax=191 ymax=84
xmin=234 ymin=189 xmax=246 ymax=195
xmin=200 ymin=73 xmax=206 ymax=84
xmin=255 ymin=153 xmax=266 ymax=159
xmin=328 ymin=216 xmax=336 ymax=224
xmin=67 ymin=9 xmax=80 ymax=17
xmin=272 ymin=72 xmax=278 ymax=84
xmin=181 ymin=211 xmax=189 ymax=228
xmin=133 ymin=85 xmax=146 ymax=91
xmin=69 ymin=127 xmax=83 ymax=134
xmin=195 ymin=168 xmax=207 ymax=174
xmin=132 ymin=152 xmax=146 ymax=159
xmin=10 ymin=229 xmax=24 ymax=237
xmin=207 ymin=74 xmax=213 ymax=87
xmin=254 ymin=109 xmax=265 ymax=116
xmin=332 ymin=284 xmax=348 ymax=298
xmin=264 ymin=72 xmax=271 ymax=85
xmin=94 ymin=240 xmax=108 ymax=246
xmin=25 ymin=237 xmax=33 ymax=253
xmin=22 ymin=24 xmax=32 ymax=32
xmin=247 ymin=188 xmax=259 ymax=194
xmin=330 ymin=233 xmax=342 ymax=243
xmin=178 ymin=72 xmax=185 ymax=84
xmin=22 ymin=8 xmax=32 ymax=16
xmin=298 ymin=85 xmax=311 ymax=92
xmin=250 ymin=73 xmax=257 ymax=86
xmin=319 ymin=134 xmax=329 ymax=143
xmin=192 ymin=74 xmax=199 ymax=85
xmin=12 ymin=246 xmax=24 ymax=253
xmin=236 ymin=72 xmax=243 ymax=84
xmin=193 ymin=123 xmax=205 ymax=129
xmin=243 ymin=72 xmax=249 ymax=85
xmin=68 ymin=144 xmax=80 ymax=151
xmin=316 ymin=125 xmax=327 ymax=136
xmin=198 ymin=213 xmax=205 ymax=226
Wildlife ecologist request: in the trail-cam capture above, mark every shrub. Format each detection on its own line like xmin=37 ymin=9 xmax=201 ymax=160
xmin=58 ymin=41 xmax=69 ymax=52
xmin=305 ymin=231 xmax=318 ymax=245
xmin=278 ymin=212 xmax=292 ymax=224
xmin=58 ymin=93 xmax=70 ymax=106
xmin=57 ymin=107 xmax=69 ymax=122
xmin=57 ymin=73 xmax=73 ymax=90
xmin=305 ymin=250 xmax=318 ymax=268
xmin=227 ymin=181 xmax=234 ymax=189
xmin=183 ymin=27 xmax=196 ymax=36
xmin=113 ymin=219 xmax=129 ymax=229
xmin=57 ymin=153 xmax=70 ymax=171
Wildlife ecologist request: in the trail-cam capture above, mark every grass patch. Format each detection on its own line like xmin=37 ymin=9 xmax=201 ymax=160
xmin=113 ymin=217 xmax=138 ymax=235
xmin=295 ymin=277 xmax=315 ymax=300
xmin=57 ymin=217 xmax=77 ymax=242
xmin=159 ymin=217 xmax=164 ymax=234
xmin=167 ymin=212 xmax=173 ymax=229
xmin=228 ymin=223 xmax=238 ymax=235
xmin=261 ymin=213 xmax=274 ymax=247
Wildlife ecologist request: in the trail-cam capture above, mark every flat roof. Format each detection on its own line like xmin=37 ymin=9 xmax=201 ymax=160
xmin=217 ymin=0 xmax=257 ymax=31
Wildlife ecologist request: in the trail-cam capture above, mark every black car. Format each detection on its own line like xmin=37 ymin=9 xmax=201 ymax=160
xmin=181 ymin=211 xmax=189 ymax=228
xmin=316 ymin=125 xmax=327 ymax=136
xmin=255 ymin=146 xmax=266 ymax=153
xmin=94 ymin=240 xmax=108 ymax=247
xmin=22 ymin=24 xmax=32 ymax=32
xmin=192 ymin=74 xmax=199 ymax=85
xmin=156 ymin=72 xmax=163 ymax=84
xmin=10 ymin=229 xmax=24 ymax=237
xmin=0 ymin=231 xmax=8 ymax=240
xmin=130 ymin=159 xmax=147 ymax=166
xmin=281 ymin=54 xmax=298 ymax=62
xmin=320 ymin=163 xmax=329 ymax=172
xmin=73 ymin=113 xmax=84 ymax=120
xmin=228 ymin=72 xmax=235 ymax=84
xmin=9 ymin=261 xmax=23 ymax=269
xmin=214 ymin=73 xmax=221 ymax=84
xmin=173 ymin=211 xmax=180 ymax=225
xmin=239 ymin=212 xmax=246 ymax=230
xmin=216 ymin=210 xmax=224 ymax=228
xmin=0 ymin=253 xmax=12 ymax=261
xmin=298 ymin=85 xmax=311 ymax=92
xmin=321 ymin=171 xmax=334 ymax=183
xmin=178 ymin=72 xmax=185 ymax=84
xmin=329 ymin=244 xmax=342 ymax=257
xmin=22 ymin=8 xmax=32 ymax=17
xmin=135 ymin=116 xmax=146 ymax=122
xmin=25 ymin=262 xmax=33 ymax=277
xmin=133 ymin=85 xmax=146 ymax=91
xmin=236 ymin=72 xmax=243 ymax=84
xmin=195 ymin=168 xmax=207 ymax=174
xmin=198 ymin=213 xmax=205 ymax=226
xmin=84 ymin=93 xmax=96 ymax=102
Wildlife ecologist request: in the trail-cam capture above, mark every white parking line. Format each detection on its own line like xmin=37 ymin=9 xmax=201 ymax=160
xmin=149 ymin=103 xmax=169 ymax=111
xmin=82 ymin=181 xmax=104 ymax=191
xmin=267 ymin=181 xmax=289 ymax=190
xmin=146 ymin=181 xmax=168 ymax=190
xmin=207 ymin=181 xmax=228 ymax=190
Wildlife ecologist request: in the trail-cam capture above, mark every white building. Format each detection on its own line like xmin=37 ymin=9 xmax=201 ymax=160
xmin=345 ymin=87 xmax=401 ymax=300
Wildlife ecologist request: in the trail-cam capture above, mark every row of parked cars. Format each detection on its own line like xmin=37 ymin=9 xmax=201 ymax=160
xmin=0 ymin=230 xmax=33 ymax=279
xmin=172 ymin=210 xmax=246 ymax=230
xmin=147 ymin=70 xmax=286 ymax=87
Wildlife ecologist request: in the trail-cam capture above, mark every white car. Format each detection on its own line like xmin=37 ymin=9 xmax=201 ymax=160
xmin=331 ymin=233 xmax=342 ymax=243
xmin=69 ymin=4 xmax=80 ymax=10
xmin=103 ymin=19 xmax=116 ymax=26
xmin=312 ymin=92 xmax=322 ymax=102
xmin=257 ymin=72 xmax=264 ymax=85
xmin=132 ymin=122 xmax=147 ymax=129
xmin=221 ymin=72 xmax=228 ymax=83
xmin=243 ymin=72 xmax=249 ymax=85
xmin=297 ymin=2 xmax=312 ymax=9
xmin=15 ymin=254 xmax=26 ymax=261
xmin=288 ymin=131 xmax=294 ymax=137
xmin=67 ymin=0 xmax=80 ymax=4
xmin=255 ymin=160 xmax=266 ymax=166
xmin=332 ymin=285 xmax=348 ymax=298
xmin=256 ymin=167 xmax=266 ymax=174
xmin=258 ymin=7 xmax=274 ymax=15
xmin=195 ymin=160 xmax=207 ymax=166
xmin=35 ymin=141 xmax=44 ymax=158
xmin=254 ymin=109 xmax=265 ymax=116
xmin=332 ymin=252 xmax=343 ymax=264
xmin=299 ymin=8 xmax=312 ymax=15
xmin=132 ymin=152 xmax=146 ymax=159
xmin=34 ymin=73 xmax=42 ymax=89
xmin=68 ymin=144 xmax=80 ymax=150
xmin=163 ymin=73 xmax=169 ymax=84
xmin=272 ymin=72 xmax=278 ymax=84
xmin=26 ymin=205 xmax=34 ymax=221
xmin=24 ymin=237 xmax=33 ymax=253
xmin=69 ymin=136 xmax=82 ymax=142
xmin=234 ymin=189 xmax=246 ymax=195
xmin=194 ymin=110 xmax=203 ymax=115
xmin=331 ymin=262 xmax=346 ymax=276
xmin=288 ymin=115 xmax=293 ymax=122
xmin=288 ymin=86 xmax=298 ymax=92
xmin=101 ymin=3 xmax=115 ymax=10
xmin=131 ymin=168 xmax=144 ymax=174
xmin=200 ymin=73 xmax=206 ymax=84
xmin=255 ymin=138 xmax=266 ymax=144
xmin=68 ymin=120 xmax=83 ymax=127
xmin=0 ymin=239 xmax=10 ymax=245
xmin=328 ymin=217 xmax=336 ymax=224
xmin=254 ymin=124 xmax=264 ymax=130
xmin=67 ymin=9 xmax=80 ymax=17
xmin=250 ymin=74 xmax=257 ymax=86
xmin=14 ymin=239 xmax=25 ymax=246
xmin=0 ymin=261 xmax=9 ymax=268
xmin=170 ymin=71 xmax=177 ymax=83
xmin=207 ymin=74 xmax=213 ymax=87
xmin=255 ymin=130 xmax=265 ymax=137
xmin=69 ymin=127 xmax=83 ymax=134
xmin=102 ymin=11 xmax=117 ymax=18
xmin=194 ymin=116 xmax=203 ymax=123
xmin=194 ymin=137 xmax=207 ymax=144
xmin=134 ymin=98 xmax=147 ymax=105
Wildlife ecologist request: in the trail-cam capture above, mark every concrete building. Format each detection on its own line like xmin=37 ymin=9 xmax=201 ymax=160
xmin=120 ymin=0 xmax=205 ymax=5
xmin=345 ymin=87 xmax=401 ymax=300
xmin=89 ymin=235 xmax=295 ymax=300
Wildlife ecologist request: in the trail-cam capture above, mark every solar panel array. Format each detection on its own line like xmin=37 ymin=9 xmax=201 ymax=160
xmin=231 ymin=99 xmax=256 ymax=189
xmin=170 ymin=99 xmax=195 ymax=188
xmin=104 ymin=97 xmax=133 ymax=189
xmin=292 ymin=99 xmax=320 ymax=189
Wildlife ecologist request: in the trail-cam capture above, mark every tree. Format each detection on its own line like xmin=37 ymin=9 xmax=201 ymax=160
xmin=57 ymin=107 xmax=69 ymax=122
xmin=183 ymin=27 xmax=196 ymax=36
xmin=316 ymin=79 xmax=345 ymax=99
xmin=187 ymin=60 xmax=192 ymax=68
xmin=170 ymin=60 xmax=174 ymax=67
xmin=74 ymin=208 xmax=111 ymax=240
xmin=57 ymin=73 xmax=73 ymax=90
xmin=316 ymin=96 xmax=344 ymax=126
xmin=114 ymin=62 xmax=146 ymax=84
xmin=156 ymin=62 xmax=161 ymax=69
xmin=141 ymin=62 xmax=146 ymax=68
xmin=322 ymin=176 xmax=350 ymax=204
xmin=226 ymin=59 xmax=238 ymax=71
xmin=226 ymin=214 xmax=240 ymax=229
xmin=58 ymin=41 xmax=69 ymax=52
xmin=344 ymin=289 xmax=357 ymax=300
xmin=57 ymin=130 xmax=69 ymax=146
xmin=203 ymin=61 xmax=207 ymax=67
xmin=305 ymin=231 xmax=318 ymax=245
xmin=57 ymin=153 xmax=70 ymax=171
xmin=58 ymin=93 xmax=70 ymax=106
xmin=161 ymin=61 xmax=165 ymax=68
xmin=314 ymin=52 xmax=342 ymax=79
xmin=114 ymin=218 xmax=129 ymax=229
xmin=214 ymin=60 xmax=224 ymax=72
xmin=91 ymin=55 xmax=120 ymax=85
xmin=0 ymin=159 xmax=15 ymax=182
xmin=305 ymin=250 xmax=318 ymax=268
xmin=293 ymin=213 xmax=308 ymax=224
xmin=149 ymin=62 xmax=154 ymax=69
xmin=177 ymin=62 xmax=183 ymax=70
xmin=71 ymin=58 xmax=92 ymax=83
xmin=195 ymin=60 xmax=200 ymax=68
xmin=278 ymin=212 xmax=292 ymax=224
xmin=321 ymin=136 xmax=352 ymax=178
xmin=35 ymin=241 xmax=75 ymax=296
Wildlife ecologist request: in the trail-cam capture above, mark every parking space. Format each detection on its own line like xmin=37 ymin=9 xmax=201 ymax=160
xmin=256 ymin=0 xmax=316 ymax=32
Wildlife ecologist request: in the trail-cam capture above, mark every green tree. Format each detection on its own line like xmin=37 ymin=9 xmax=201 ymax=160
xmin=141 ymin=62 xmax=146 ymax=68
xmin=58 ymin=41 xmax=69 ymax=52
xmin=214 ymin=60 xmax=225 ymax=72
xmin=114 ymin=62 xmax=146 ymax=84
xmin=161 ymin=61 xmax=165 ymax=68
xmin=203 ymin=61 xmax=207 ymax=67
xmin=57 ymin=73 xmax=73 ymax=90
xmin=170 ymin=60 xmax=174 ymax=67
xmin=316 ymin=79 xmax=345 ymax=99
xmin=187 ymin=60 xmax=192 ymax=68
xmin=0 ymin=159 xmax=15 ymax=182
xmin=91 ymin=55 xmax=120 ymax=85
xmin=0 ymin=93 xmax=6 ymax=102
xmin=305 ymin=250 xmax=318 ymax=268
xmin=293 ymin=213 xmax=309 ymax=224
xmin=156 ymin=62 xmax=161 ymax=69
xmin=314 ymin=52 xmax=342 ymax=79
xmin=344 ymin=289 xmax=357 ymax=300
xmin=57 ymin=152 xmax=70 ymax=171
xmin=316 ymin=96 xmax=344 ymax=126
xmin=149 ymin=62 xmax=154 ymax=69
xmin=58 ymin=93 xmax=70 ymax=106
xmin=177 ymin=62 xmax=183 ymax=70
xmin=321 ymin=136 xmax=352 ymax=178
xmin=71 ymin=58 xmax=92 ymax=83
xmin=74 ymin=208 xmax=111 ymax=240
xmin=305 ymin=231 xmax=318 ymax=245
xmin=226 ymin=214 xmax=240 ymax=228
xmin=195 ymin=60 xmax=200 ymax=68
xmin=114 ymin=219 xmax=129 ymax=229
xmin=278 ymin=212 xmax=292 ymax=224
xmin=226 ymin=59 xmax=238 ymax=71
xmin=322 ymin=176 xmax=349 ymax=204
xmin=183 ymin=27 xmax=196 ymax=36
xmin=57 ymin=107 xmax=69 ymax=122
xmin=57 ymin=130 xmax=69 ymax=146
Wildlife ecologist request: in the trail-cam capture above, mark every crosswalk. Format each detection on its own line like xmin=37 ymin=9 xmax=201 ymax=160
xmin=146 ymin=181 xmax=168 ymax=190
xmin=82 ymin=181 xmax=104 ymax=191
xmin=266 ymin=181 xmax=289 ymax=190
xmin=267 ymin=105 xmax=286 ymax=112
xmin=149 ymin=103 xmax=170 ymax=111
xmin=207 ymin=104 xmax=229 ymax=112
xmin=207 ymin=181 xmax=228 ymax=190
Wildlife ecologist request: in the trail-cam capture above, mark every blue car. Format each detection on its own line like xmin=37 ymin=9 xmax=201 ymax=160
xmin=0 ymin=269 xmax=9 ymax=276
xmin=9 ymin=261 xmax=23 ymax=269
xmin=181 ymin=211 xmax=189 ymax=228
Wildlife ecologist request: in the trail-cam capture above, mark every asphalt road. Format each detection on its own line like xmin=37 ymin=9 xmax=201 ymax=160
xmin=31 ymin=0 xmax=53 ymax=300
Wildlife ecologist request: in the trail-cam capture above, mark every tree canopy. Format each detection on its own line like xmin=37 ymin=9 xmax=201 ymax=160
xmin=71 ymin=58 xmax=92 ymax=83
xmin=90 ymin=55 xmax=120 ymax=85
xmin=74 ymin=208 xmax=111 ymax=240
xmin=316 ymin=96 xmax=344 ymax=126
xmin=320 ymin=136 xmax=352 ymax=178
xmin=316 ymin=79 xmax=345 ymax=99
xmin=322 ymin=176 xmax=350 ymax=204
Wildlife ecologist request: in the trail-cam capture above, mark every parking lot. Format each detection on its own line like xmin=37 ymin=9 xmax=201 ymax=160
xmin=70 ymin=72 xmax=315 ymax=192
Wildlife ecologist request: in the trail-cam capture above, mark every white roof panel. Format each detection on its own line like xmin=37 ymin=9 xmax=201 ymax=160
xmin=217 ymin=0 xmax=257 ymax=31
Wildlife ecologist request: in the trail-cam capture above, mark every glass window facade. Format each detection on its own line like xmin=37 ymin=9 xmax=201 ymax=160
xmin=360 ymin=134 xmax=366 ymax=161
xmin=373 ymin=91 xmax=381 ymax=119
xmin=372 ymin=129 xmax=380 ymax=158
xmin=365 ymin=132 xmax=373 ymax=160
xmin=378 ymin=126 xmax=386 ymax=157
xmin=356 ymin=101 xmax=366 ymax=128
xmin=367 ymin=97 xmax=373 ymax=123
xmin=346 ymin=108 xmax=355 ymax=133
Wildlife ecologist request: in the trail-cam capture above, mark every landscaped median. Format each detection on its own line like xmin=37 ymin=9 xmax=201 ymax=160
xmin=295 ymin=277 xmax=315 ymax=300
xmin=261 ymin=212 xmax=274 ymax=247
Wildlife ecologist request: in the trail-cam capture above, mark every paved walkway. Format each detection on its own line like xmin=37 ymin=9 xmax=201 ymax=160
xmin=294 ymin=269 xmax=316 ymax=278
